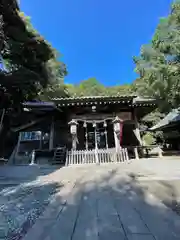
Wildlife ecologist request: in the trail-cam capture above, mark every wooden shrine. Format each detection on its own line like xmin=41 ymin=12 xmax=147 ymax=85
xmin=8 ymin=95 xmax=157 ymax=164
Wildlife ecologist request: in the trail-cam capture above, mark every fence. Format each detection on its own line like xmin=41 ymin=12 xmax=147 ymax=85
xmin=65 ymin=147 xmax=129 ymax=166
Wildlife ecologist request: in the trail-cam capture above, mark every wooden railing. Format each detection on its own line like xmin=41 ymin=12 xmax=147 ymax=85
xmin=65 ymin=148 xmax=129 ymax=166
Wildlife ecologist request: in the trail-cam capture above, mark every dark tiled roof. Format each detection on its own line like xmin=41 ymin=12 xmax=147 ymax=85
xmin=52 ymin=95 xmax=157 ymax=107
xmin=22 ymin=101 xmax=59 ymax=112
xmin=22 ymin=96 xmax=157 ymax=111
xmin=23 ymin=101 xmax=56 ymax=107
xmin=150 ymin=109 xmax=180 ymax=131
xmin=52 ymin=95 xmax=136 ymax=101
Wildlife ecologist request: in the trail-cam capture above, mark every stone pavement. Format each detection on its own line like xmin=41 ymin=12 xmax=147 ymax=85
xmin=1 ymin=160 xmax=180 ymax=239
xmin=23 ymin=163 xmax=180 ymax=240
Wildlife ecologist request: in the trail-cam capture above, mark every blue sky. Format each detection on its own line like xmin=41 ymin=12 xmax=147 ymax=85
xmin=20 ymin=0 xmax=172 ymax=86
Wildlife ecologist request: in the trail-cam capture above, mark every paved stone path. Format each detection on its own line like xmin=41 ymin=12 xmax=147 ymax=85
xmin=1 ymin=160 xmax=180 ymax=239
xmin=23 ymin=163 xmax=180 ymax=240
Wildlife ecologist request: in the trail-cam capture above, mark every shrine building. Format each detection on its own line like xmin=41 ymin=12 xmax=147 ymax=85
xmin=10 ymin=95 xmax=157 ymax=165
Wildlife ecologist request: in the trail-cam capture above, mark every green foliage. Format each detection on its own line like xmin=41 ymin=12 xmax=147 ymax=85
xmin=39 ymin=83 xmax=68 ymax=101
xmin=133 ymin=0 xmax=180 ymax=113
xmin=64 ymin=78 xmax=132 ymax=98
xmin=0 ymin=1 xmax=68 ymax=155
xmin=0 ymin=3 xmax=67 ymax=108
xmin=142 ymin=132 xmax=156 ymax=145
xmin=142 ymin=110 xmax=165 ymax=125
xmin=43 ymin=76 xmax=133 ymax=100
xmin=72 ymin=78 xmax=105 ymax=96
xmin=106 ymin=84 xmax=133 ymax=96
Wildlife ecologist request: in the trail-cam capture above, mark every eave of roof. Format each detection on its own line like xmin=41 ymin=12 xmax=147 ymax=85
xmin=23 ymin=101 xmax=56 ymax=107
xmin=51 ymin=95 xmax=157 ymax=107
xmin=52 ymin=95 xmax=137 ymax=101
xmin=150 ymin=109 xmax=180 ymax=131
xmin=22 ymin=101 xmax=62 ymax=112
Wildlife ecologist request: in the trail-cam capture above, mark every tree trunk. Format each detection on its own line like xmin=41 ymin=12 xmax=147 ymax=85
xmin=0 ymin=113 xmax=11 ymax=157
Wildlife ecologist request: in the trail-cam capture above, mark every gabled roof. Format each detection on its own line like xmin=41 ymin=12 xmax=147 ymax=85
xmin=150 ymin=109 xmax=180 ymax=131
xmin=52 ymin=95 xmax=136 ymax=101
xmin=23 ymin=101 xmax=56 ymax=107
xmin=132 ymin=96 xmax=156 ymax=104
xmin=23 ymin=101 xmax=61 ymax=112
xmin=171 ymin=111 xmax=180 ymax=122
xmin=52 ymin=95 xmax=157 ymax=107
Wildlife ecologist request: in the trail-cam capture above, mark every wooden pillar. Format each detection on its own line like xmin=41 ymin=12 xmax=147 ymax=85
xmin=113 ymin=117 xmax=122 ymax=151
xmin=69 ymin=119 xmax=78 ymax=150
xmin=93 ymin=121 xmax=99 ymax=164
xmin=104 ymin=121 xmax=108 ymax=149
xmin=84 ymin=122 xmax=88 ymax=150
xmin=16 ymin=132 xmax=21 ymax=157
xmin=133 ymin=108 xmax=142 ymax=146
xmin=30 ymin=150 xmax=36 ymax=165
xmin=134 ymin=147 xmax=139 ymax=160
xmin=94 ymin=124 xmax=98 ymax=149
xmin=49 ymin=117 xmax=54 ymax=150
xmin=85 ymin=132 xmax=88 ymax=150
xmin=158 ymin=146 xmax=163 ymax=158
xmin=105 ymin=130 xmax=108 ymax=149
xmin=0 ymin=109 xmax=5 ymax=134
xmin=72 ymin=135 xmax=77 ymax=150
xmin=114 ymin=131 xmax=120 ymax=151
xmin=39 ymin=131 xmax=42 ymax=150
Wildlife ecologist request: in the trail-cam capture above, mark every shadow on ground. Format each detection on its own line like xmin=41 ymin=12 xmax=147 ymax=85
xmin=0 ymin=164 xmax=62 ymax=184
xmin=139 ymin=177 xmax=180 ymax=216
xmin=0 ymin=164 xmax=65 ymax=239
xmin=0 ymin=180 xmax=63 ymax=240
xmin=18 ymin=168 xmax=180 ymax=240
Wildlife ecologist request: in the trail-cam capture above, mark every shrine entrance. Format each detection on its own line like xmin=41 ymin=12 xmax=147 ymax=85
xmin=77 ymin=120 xmax=115 ymax=150
xmin=87 ymin=122 xmax=107 ymax=150
xmin=67 ymin=117 xmax=130 ymax=165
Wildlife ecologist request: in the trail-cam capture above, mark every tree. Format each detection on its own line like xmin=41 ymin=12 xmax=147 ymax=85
xmin=106 ymin=84 xmax=133 ymax=96
xmin=63 ymin=78 xmax=133 ymax=98
xmin=0 ymin=1 xmax=67 ymax=105
xmin=38 ymin=51 xmax=68 ymax=100
xmin=133 ymin=0 xmax=180 ymax=113
xmin=0 ymin=1 xmax=67 ymax=156
xmin=0 ymin=7 xmax=53 ymax=105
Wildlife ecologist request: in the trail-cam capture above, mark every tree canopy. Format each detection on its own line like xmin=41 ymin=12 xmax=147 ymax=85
xmin=131 ymin=1 xmax=180 ymax=144
xmin=133 ymin=0 xmax=180 ymax=113
xmin=44 ymin=77 xmax=133 ymax=99
xmin=2 ymin=0 xmax=179 ymax=115
xmin=2 ymin=0 xmax=180 ymax=150
xmin=0 ymin=1 xmax=67 ymax=110
xmin=0 ymin=0 xmax=67 ymax=155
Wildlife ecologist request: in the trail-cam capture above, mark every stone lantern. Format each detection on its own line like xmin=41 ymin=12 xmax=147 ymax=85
xmin=68 ymin=119 xmax=78 ymax=150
